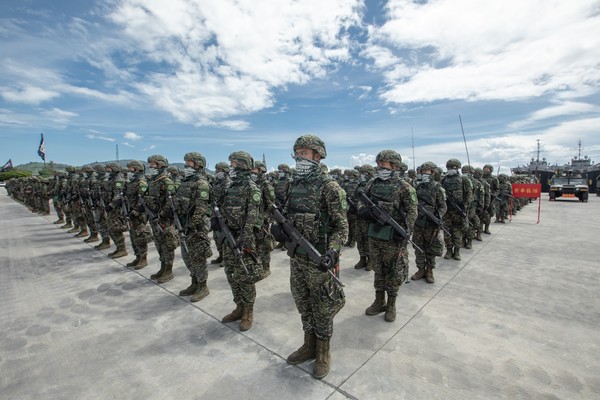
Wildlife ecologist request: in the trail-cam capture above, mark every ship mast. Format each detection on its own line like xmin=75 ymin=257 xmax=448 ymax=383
xmin=536 ymin=139 xmax=540 ymax=163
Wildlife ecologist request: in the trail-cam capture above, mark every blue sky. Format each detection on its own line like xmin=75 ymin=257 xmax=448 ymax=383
xmin=1 ymin=0 xmax=600 ymax=172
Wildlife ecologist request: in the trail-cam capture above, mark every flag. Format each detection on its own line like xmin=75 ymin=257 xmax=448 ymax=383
xmin=1 ymin=158 xmax=12 ymax=172
xmin=37 ymin=133 xmax=46 ymax=161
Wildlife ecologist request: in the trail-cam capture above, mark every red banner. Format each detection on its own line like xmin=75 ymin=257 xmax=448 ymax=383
xmin=511 ymin=183 xmax=542 ymax=198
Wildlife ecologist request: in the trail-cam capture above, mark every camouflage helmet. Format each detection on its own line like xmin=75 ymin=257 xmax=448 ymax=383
xmin=293 ymin=134 xmax=327 ymax=159
xmin=81 ymin=165 xmax=94 ymax=173
xmin=346 ymin=169 xmax=359 ymax=178
xmin=94 ymin=163 xmax=106 ymax=173
xmin=461 ymin=165 xmax=474 ymax=173
xmin=278 ymin=163 xmax=291 ymax=173
xmin=483 ymin=164 xmax=494 ymax=172
xmin=498 ymin=173 xmax=509 ymax=182
xmin=446 ymin=158 xmax=462 ymax=169
xmin=359 ymin=164 xmax=376 ymax=176
xmin=407 ymin=169 xmax=416 ymax=178
xmin=420 ymin=161 xmax=438 ymax=172
xmin=215 ymin=161 xmax=230 ymax=173
xmin=167 ymin=165 xmax=180 ymax=175
xmin=184 ymin=152 xmax=206 ymax=168
xmin=399 ymin=162 xmax=408 ymax=173
xmin=376 ymin=150 xmax=402 ymax=167
xmin=254 ymin=160 xmax=266 ymax=173
xmin=228 ymin=151 xmax=254 ymax=170
xmin=126 ymin=160 xmax=145 ymax=173
xmin=65 ymin=166 xmax=76 ymax=173
xmin=106 ymin=162 xmax=122 ymax=172
xmin=473 ymin=167 xmax=484 ymax=178
xmin=147 ymin=154 xmax=169 ymax=168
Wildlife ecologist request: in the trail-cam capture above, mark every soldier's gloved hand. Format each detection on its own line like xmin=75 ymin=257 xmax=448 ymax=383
xmin=270 ymin=224 xmax=290 ymax=243
xmin=210 ymin=216 xmax=221 ymax=232
xmin=318 ymin=249 xmax=338 ymax=272
xmin=137 ymin=204 xmax=145 ymax=213
xmin=357 ymin=206 xmax=375 ymax=221
xmin=105 ymin=204 xmax=113 ymax=212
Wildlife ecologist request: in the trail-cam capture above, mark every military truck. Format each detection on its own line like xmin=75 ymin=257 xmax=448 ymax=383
xmin=549 ymin=173 xmax=589 ymax=202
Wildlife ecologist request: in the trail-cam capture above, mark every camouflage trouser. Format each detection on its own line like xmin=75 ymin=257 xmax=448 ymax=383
xmin=223 ymin=237 xmax=261 ymax=305
xmin=71 ymin=202 xmax=84 ymax=227
xmin=443 ymin=210 xmax=468 ymax=249
xmin=347 ymin=213 xmax=357 ymax=244
xmin=368 ymin=237 xmax=408 ymax=297
xmin=95 ymin=211 xmax=110 ymax=239
xmin=108 ymin=211 xmax=128 ymax=247
xmin=85 ymin=208 xmax=98 ymax=234
xmin=290 ymin=254 xmax=345 ymax=340
xmin=181 ymin=226 xmax=212 ymax=282
xmin=413 ymin=225 xmax=444 ymax=270
xmin=466 ymin=208 xmax=480 ymax=240
xmin=151 ymin=221 xmax=179 ymax=263
xmin=495 ymin=199 xmax=509 ymax=219
xmin=129 ymin=216 xmax=152 ymax=257
xmin=480 ymin=207 xmax=492 ymax=225
xmin=254 ymin=226 xmax=273 ymax=264
xmin=355 ymin=219 xmax=370 ymax=257
xmin=43 ymin=198 xmax=50 ymax=213
xmin=53 ymin=198 xmax=64 ymax=219
xmin=212 ymin=230 xmax=224 ymax=257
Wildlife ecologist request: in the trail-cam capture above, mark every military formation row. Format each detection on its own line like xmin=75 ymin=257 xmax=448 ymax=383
xmin=4 ymin=134 xmax=533 ymax=380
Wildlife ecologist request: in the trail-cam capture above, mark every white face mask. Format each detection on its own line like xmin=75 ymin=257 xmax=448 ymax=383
xmin=250 ymin=173 xmax=259 ymax=182
xmin=376 ymin=168 xmax=393 ymax=180
xmin=126 ymin=172 xmax=134 ymax=181
xmin=421 ymin=173 xmax=432 ymax=183
xmin=463 ymin=172 xmax=472 ymax=178
xmin=446 ymin=169 xmax=458 ymax=176
xmin=215 ymin=171 xmax=225 ymax=179
xmin=148 ymin=167 xmax=159 ymax=177
xmin=278 ymin=171 xmax=286 ymax=178
xmin=295 ymin=157 xmax=318 ymax=176
xmin=229 ymin=170 xmax=237 ymax=178
xmin=183 ymin=167 xmax=195 ymax=178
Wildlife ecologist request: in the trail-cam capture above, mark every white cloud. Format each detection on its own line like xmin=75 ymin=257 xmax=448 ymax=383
xmin=367 ymin=0 xmax=600 ymax=104
xmin=86 ymin=132 xmax=115 ymax=142
xmin=1 ymin=85 xmax=60 ymax=104
xmin=143 ymin=144 xmax=156 ymax=152
xmin=122 ymin=142 xmax=134 ymax=148
xmin=123 ymin=131 xmax=142 ymax=141
xmin=351 ymin=153 xmax=376 ymax=166
xmin=510 ymin=101 xmax=600 ymax=129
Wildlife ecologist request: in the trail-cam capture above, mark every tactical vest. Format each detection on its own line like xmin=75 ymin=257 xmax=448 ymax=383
xmin=416 ymin=180 xmax=439 ymax=212
xmin=366 ymin=177 xmax=406 ymax=241
xmin=125 ymin=175 xmax=147 ymax=203
xmin=443 ymin=175 xmax=464 ymax=204
xmin=286 ymin=174 xmax=333 ymax=246
xmin=222 ymin=176 xmax=253 ymax=231
xmin=147 ymin=171 xmax=174 ymax=213
xmin=274 ymin=178 xmax=291 ymax=204
xmin=499 ymin=181 xmax=511 ymax=195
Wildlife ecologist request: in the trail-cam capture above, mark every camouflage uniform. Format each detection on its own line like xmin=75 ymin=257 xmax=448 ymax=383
xmin=252 ymin=160 xmax=276 ymax=279
xmin=176 ymin=153 xmax=213 ymax=302
xmin=474 ymin=168 xmax=491 ymax=239
xmin=276 ymin=135 xmax=348 ymax=380
xmin=144 ymin=155 xmax=179 ymax=283
xmin=273 ymin=163 xmax=292 ymax=249
xmin=481 ymin=165 xmax=499 ymax=233
xmin=210 ymin=162 xmax=231 ymax=264
xmin=105 ymin=163 xmax=129 ymax=259
xmin=123 ymin=161 xmax=152 ymax=269
xmin=342 ymin=169 xmax=360 ymax=248
xmin=442 ymin=159 xmax=473 ymax=260
xmin=79 ymin=165 xmax=99 ymax=242
xmin=462 ymin=165 xmax=484 ymax=248
xmin=358 ymin=150 xmax=417 ymax=322
xmin=354 ymin=164 xmax=376 ymax=270
xmin=66 ymin=169 xmax=84 ymax=233
xmin=219 ymin=151 xmax=262 ymax=331
xmin=496 ymin=174 xmax=512 ymax=222
xmin=49 ymin=172 xmax=65 ymax=223
xmin=92 ymin=164 xmax=112 ymax=250
xmin=60 ymin=166 xmax=76 ymax=228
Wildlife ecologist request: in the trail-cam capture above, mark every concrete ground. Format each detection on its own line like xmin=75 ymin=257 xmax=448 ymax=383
xmin=1 ymin=192 xmax=599 ymax=400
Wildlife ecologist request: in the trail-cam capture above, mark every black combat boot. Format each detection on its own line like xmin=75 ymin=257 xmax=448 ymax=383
xmin=287 ymin=332 xmax=317 ymax=365
xmin=210 ymin=252 xmax=223 ymax=265
xmin=354 ymin=256 xmax=367 ymax=269
xmin=365 ymin=291 xmax=386 ymax=315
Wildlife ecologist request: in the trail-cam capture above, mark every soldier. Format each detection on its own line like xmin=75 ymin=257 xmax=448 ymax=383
xmin=218 ymin=151 xmax=262 ymax=331
xmin=473 ymin=167 xmax=491 ymax=241
xmin=80 ymin=165 xmax=99 ymax=243
xmin=167 ymin=165 xmax=182 ymax=191
xmin=251 ymin=160 xmax=275 ymax=279
xmin=176 ymin=152 xmax=213 ymax=302
xmin=143 ymin=155 xmax=179 ymax=283
xmin=354 ymin=164 xmax=376 ymax=270
xmin=342 ymin=169 xmax=360 ymax=248
xmin=411 ymin=162 xmax=447 ymax=283
xmin=67 ymin=168 xmax=84 ymax=234
xmin=496 ymin=174 xmax=512 ymax=223
xmin=60 ymin=166 xmax=76 ymax=229
xmin=442 ymin=159 xmax=473 ymax=261
xmin=124 ymin=160 xmax=152 ymax=269
xmin=357 ymin=150 xmax=417 ymax=322
xmin=461 ymin=165 xmax=484 ymax=249
xmin=49 ymin=171 xmax=65 ymax=224
xmin=329 ymin=168 xmax=343 ymax=186
xmin=210 ymin=161 xmax=231 ymax=265
xmin=273 ymin=163 xmax=292 ymax=249
xmin=92 ymin=164 xmax=112 ymax=250
xmin=104 ymin=162 xmax=129 ymax=259
xmin=481 ymin=164 xmax=499 ymax=234
xmin=271 ymin=134 xmax=347 ymax=379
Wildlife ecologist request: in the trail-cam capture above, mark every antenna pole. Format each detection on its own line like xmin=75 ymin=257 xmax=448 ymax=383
xmin=411 ymin=127 xmax=416 ymax=170
xmin=459 ymin=115 xmax=471 ymax=167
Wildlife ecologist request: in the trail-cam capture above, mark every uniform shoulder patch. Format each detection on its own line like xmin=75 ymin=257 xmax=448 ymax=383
xmin=252 ymin=191 xmax=261 ymax=204
xmin=339 ymin=192 xmax=349 ymax=211
xmin=139 ymin=181 xmax=148 ymax=193
xmin=115 ymin=181 xmax=123 ymax=188
xmin=408 ymin=186 xmax=417 ymax=204
xmin=200 ymin=190 xmax=209 ymax=199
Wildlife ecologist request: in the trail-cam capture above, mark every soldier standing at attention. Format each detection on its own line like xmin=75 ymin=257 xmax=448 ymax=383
xmin=411 ymin=162 xmax=447 ymax=284
xmin=251 ymin=160 xmax=276 ymax=279
xmin=124 ymin=161 xmax=152 ymax=269
xmin=461 ymin=165 xmax=484 ymax=249
xmin=93 ymin=164 xmax=112 ymax=250
xmin=104 ymin=162 xmax=129 ymax=259
xmin=481 ymin=164 xmax=499 ymax=234
xmin=442 ymin=159 xmax=473 ymax=261
xmin=342 ymin=169 xmax=360 ymax=248
xmin=496 ymin=174 xmax=512 ymax=223
xmin=80 ymin=165 xmax=99 ymax=243
xmin=354 ymin=164 xmax=376 ymax=270
xmin=143 ymin=155 xmax=179 ymax=283
xmin=176 ymin=152 xmax=213 ymax=302
xmin=218 ymin=151 xmax=262 ymax=331
xmin=272 ymin=135 xmax=348 ymax=379
xmin=357 ymin=150 xmax=417 ymax=322
xmin=210 ymin=162 xmax=231 ymax=265
xmin=273 ymin=163 xmax=292 ymax=249
xmin=473 ymin=167 xmax=491 ymax=241
xmin=50 ymin=171 xmax=65 ymax=224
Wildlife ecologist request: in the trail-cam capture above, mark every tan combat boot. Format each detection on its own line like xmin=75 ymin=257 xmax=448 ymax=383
xmin=313 ymin=338 xmax=331 ymax=379
xmin=179 ymin=277 xmax=198 ymax=296
xmin=61 ymin=220 xmax=73 ymax=229
xmin=384 ymin=295 xmax=396 ymax=322
xmin=150 ymin=261 xmax=166 ymax=280
xmin=84 ymin=232 xmax=99 ymax=243
xmin=134 ymin=255 xmax=148 ymax=269
xmin=411 ymin=268 xmax=426 ymax=281
xmin=365 ymin=256 xmax=373 ymax=271
xmin=222 ymin=304 xmax=243 ymax=323
xmin=475 ymin=229 xmax=482 ymax=241
xmin=287 ymin=332 xmax=317 ymax=365
xmin=483 ymin=223 xmax=491 ymax=234
xmin=465 ymin=238 xmax=472 ymax=249
xmin=354 ymin=256 xmax=367 ymax=269
xmin=53 ymin=218 xmax=65 ymax=224
xmin=157 ymin=262 xmax=173 ymax=283
xmin=94 ymin=237 xmax=111 ymax=250
xmin=443 ymin=248 xmax=453 ymax=259
xmin=261 ymin=262 xmax=271 ymax=279
xmin=126 ymin=256 xmax=140 ymax=267
xmin=75 ymin=228 xmax=89 ymax=238
xmin=452 ymin=247 xmax=461 ymax=260
xmin=365 ymin=291 xmax=386 ymax=315
xmin=110 ymin=245 xmax=128 ymax=259
xmin=190 ymin=280 xmax=210 ymax=302
xmin=68 ymin=225 xmax=80 ymax=233
xmin=239 ymin=304 xmax=253 ymax=331
xmin=425 ymin=268 xmax=435 ymax=283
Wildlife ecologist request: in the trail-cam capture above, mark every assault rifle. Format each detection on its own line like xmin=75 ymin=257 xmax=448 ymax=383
xmin=417 ymin=203 xmax=450 ymax=235
xmin=212 ymin=205 xmax=248 ymax=274
xmin=168 ymin=194 xmax=188 ymax=253
xmin=494 ymin=192 xmax=514 ymax=201
xmin=119 ymin=191 xmax=133 ymax=231
xmin=139 ymin=194 xmax=164 ymax=233
xmin=356 ymin=189 xmax=423 ymax=253
xmin=446 ymin=191 xmax=472 ymax=226
xmin=270 ymin=205 xmax=343 ymax=287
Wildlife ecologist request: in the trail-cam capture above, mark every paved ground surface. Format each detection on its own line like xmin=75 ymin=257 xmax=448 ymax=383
xmin=1 ymin=192 xmax=599 ymax=400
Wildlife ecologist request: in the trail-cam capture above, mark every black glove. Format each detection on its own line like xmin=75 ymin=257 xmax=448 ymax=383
xmin=137 ymin=204 xmax=145 ymax=213
xmin=210 ymin=216 xmax=221 ymax=232
xmin=270 ymin=224 xmax=290 ymax=243
xmin=357 ymin=206 xmax=375 ymax=221
xmin=318 ymin=249 xmax=339 ymax=272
